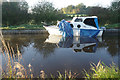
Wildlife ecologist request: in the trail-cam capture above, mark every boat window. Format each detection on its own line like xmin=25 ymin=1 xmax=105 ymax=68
xmin=74 ymin=18 xmax=83 ymax=22
xmin=83 ymin=18 xmax=97 ymax=28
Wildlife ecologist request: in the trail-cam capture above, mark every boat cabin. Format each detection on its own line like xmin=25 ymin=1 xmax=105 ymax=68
xmin=70 ymin=16 xmax=99 ymax=29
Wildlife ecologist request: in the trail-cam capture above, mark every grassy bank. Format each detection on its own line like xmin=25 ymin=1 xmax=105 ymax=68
xmin=104 ymin=23 xmax=120 ymax=29
xmin=0 ymin=24 xmax=45 ymax=30
xmin=1 ymin=23 xmax=120 ymax=30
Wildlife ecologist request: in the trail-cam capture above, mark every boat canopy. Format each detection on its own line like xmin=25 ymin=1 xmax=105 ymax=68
xmin=94 ymin=18 xmax=99 ymax=29
xmin=59 ymin=19 xmax=73 ymax=37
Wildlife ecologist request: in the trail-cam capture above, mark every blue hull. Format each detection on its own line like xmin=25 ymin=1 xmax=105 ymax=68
xmin=80 ymin=29 xmax=100 ymax=37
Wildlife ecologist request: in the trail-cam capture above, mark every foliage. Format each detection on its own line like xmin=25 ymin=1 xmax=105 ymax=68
xmin=2 ymin=0 xmax=119 ymax=28
xmin=61 ymin=3 xmax=86 ymax=14
xmin=0 ymin=33 xmax=28 ymax=78
xmin=56 ymin=70 xmax=79 ymax=79
xmin=32 ymin=1 xmax=66 ymax=25
xmin=84 ymin=61 xmax=120 ymax=79
xmin=61 ymin=0 xmax=120 ymax=25
xmin=105 ymin=23 xmax=120 ymax=29
xmin=109 ymin=1 xmax=120 ymax=24
xmin=2 ymin=1 xmax=30 ymax=26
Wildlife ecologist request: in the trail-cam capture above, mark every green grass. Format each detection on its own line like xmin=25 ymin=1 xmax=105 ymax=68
xmin=0 ymin=24 xmax=45 ymax=30
xmin=84 ymin=61 xmax=120 ymax=79
xmin=104 ymin=23 xmax=120 ymax=29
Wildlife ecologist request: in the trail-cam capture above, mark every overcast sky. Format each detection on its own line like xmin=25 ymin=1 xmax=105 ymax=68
xmin=25 ymin=0 xmax=114 ymax=9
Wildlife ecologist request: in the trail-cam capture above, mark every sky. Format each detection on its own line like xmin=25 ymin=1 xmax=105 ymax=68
xmin=25 ymin=0 xmax=114 ymax=9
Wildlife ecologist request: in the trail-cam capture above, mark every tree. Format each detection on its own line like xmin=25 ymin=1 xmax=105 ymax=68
xmin=32 ymin=1 xmax=63 ymax=25
xmin=66 ymin=5 xmax=75 ymax=14
xmin=2 ymin=1 xmax=29 ymax=26
xmin=86 ymin=6 xmax=110 ymax=25
xmin=75 ymin=3 xmax=86 ymax=14
xmin=0 ymin=2 xmax=2 ymax=26
xmin=109 ymin=1 xmax=120 ymax=23
xmin=61 ymin=3 xmax=86 ymax=14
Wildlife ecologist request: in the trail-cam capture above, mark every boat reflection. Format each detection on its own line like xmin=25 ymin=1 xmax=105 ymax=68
xmin=45 ymin=35 xmax=102 ymax=53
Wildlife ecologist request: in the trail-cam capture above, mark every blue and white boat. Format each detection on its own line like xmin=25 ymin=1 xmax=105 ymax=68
xmin=44 ymin=16 xmax=104 ymax=37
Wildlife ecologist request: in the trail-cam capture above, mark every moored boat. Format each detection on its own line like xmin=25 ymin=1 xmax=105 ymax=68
xmin=44 ymin=16 xmax=104 ymax=37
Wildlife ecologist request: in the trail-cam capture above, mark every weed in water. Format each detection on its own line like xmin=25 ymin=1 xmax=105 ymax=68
xmin=84 ymin=61 xmax=120 ymax=79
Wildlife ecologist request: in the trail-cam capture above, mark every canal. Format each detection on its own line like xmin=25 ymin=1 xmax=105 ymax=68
xmin=1 ymin=33 xmax=119 ymax=78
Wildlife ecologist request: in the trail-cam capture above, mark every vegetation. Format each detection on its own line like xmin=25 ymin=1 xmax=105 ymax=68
xmin=104 ymin=23 xmax=120 ymax=29
xmin=31 ymin=1 xmax=67 ymax=25
xmin=1 ymin=0 xmax=119 ymax=29
xmin=2 ymin=1 xmax=30 ymax=26
xmin=61 ymin=3 xmax=86 ymax=14
xmin=61 ymin=0 xmax=120 ymax=25
xmin=0 ymin=24 xmax=45 ymax=30
xmin=1 ymin=0 xmax=119 ymax=79
xmin=2 ymin=1 xmax=67 ymax=27
xmin=84 ymin=61 xmax=120 ymax=79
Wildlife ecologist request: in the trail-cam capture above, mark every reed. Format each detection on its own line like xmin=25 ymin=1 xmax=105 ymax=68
xmin=50 ymin=70 xmax=79 ymax=79
xmin=0 ymin=32 xmax=28 ymax=78
xmin=84 ymin=61 xmax=120 ymax=79
xmin=57 ymin=70 xmax=79 ymax=79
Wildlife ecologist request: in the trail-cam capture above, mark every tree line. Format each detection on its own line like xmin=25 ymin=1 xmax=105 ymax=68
xmin=2 ymin=1 xmax=66 ymax=26
xmin=2 ymin=1 xmax=30 ymax=26
xmin=2 ymin=0 xmax=120 ymax=26
xmin=61 ymin=1 xmax=120 ymax=25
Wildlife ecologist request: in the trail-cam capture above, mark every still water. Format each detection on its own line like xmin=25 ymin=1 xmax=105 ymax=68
xmin=1 ymin=34 xmax=119 ymax=78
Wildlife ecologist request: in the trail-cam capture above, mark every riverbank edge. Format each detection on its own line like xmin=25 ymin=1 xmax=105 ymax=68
xmin=0 ymin=29 xmax=48 ymax=34
xmin=0 ymin=29 xmax=119 ymax=35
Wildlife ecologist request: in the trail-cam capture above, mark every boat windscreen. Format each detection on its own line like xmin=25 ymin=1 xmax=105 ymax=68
xmin=83 ymin=18 xmax=98 ymax=28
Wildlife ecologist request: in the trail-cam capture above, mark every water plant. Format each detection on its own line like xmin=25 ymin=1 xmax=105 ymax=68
xmin=0 ymin=32 xmax=28 ymax=78
xmin=84 ymin=61 xmax=120 ymax=79
xmin=50 ymin=70 xmax=79 ymax=79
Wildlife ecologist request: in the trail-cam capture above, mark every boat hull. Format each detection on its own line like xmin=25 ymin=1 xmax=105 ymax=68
xmin=44 ymin=26 xmax=103 ymax=37
xmin=44 ymin=26 xmax=62 ymax=35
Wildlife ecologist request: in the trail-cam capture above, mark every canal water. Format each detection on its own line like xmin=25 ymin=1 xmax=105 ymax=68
xmin=1 ymin=34 xmax=119 ymax=78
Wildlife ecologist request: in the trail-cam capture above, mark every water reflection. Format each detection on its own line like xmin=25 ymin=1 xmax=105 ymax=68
xmin=45 ymin=35 xmax=100 ymax=53
xmin=1 ymin=34 xmax=119 ymax=57
xmin=97 ymin=36 xmax=119 ymax=57
xmin=2 ymin=34 xmax=57 ymax=58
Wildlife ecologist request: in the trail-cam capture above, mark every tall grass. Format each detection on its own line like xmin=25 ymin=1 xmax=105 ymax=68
xmin=0 ymin=32 xmax=28 ymax=78
xmin=51 ymin=70 xmax=79 ymax=79
xmin=84 ymin=61 xmax=120 ymax=79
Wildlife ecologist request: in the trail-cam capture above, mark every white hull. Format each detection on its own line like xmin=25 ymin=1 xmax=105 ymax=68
xmin=44 ymin=26 xmax=103 ymax=37
xmin=97 ymin=29 xmax=103 ymax=36
xmin=44 ymin=26 xmax=62 ymax=35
